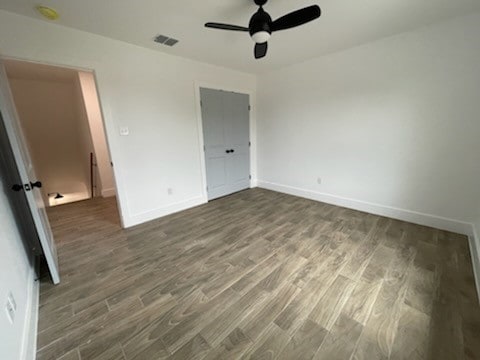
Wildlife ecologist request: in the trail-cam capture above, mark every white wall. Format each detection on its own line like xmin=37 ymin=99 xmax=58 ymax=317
xmin=0 ymin=10 xmax=256 ymax=227
xmin=78 ymin=71 xmax=116 ymax=198
xmin=475 ymin=216 xmax=480 ymax=241
xmin=473 ymin=213 xmax=480 ymax=297
xmin=0 ymin=138 xmax=36 ymax=360
xmin=257 ymin=13 xmax=480 ymax=235
xmin=8 ymin=78 xmax=92 ymax=205
xmin=73 ymin=73 xmax=95 ymax=199
xmin=474 ymin=208 xmax=480 ymax=255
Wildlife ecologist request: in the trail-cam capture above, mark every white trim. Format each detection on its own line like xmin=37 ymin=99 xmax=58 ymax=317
xmin=469 ymin=225 xmax=480 ymax=303
xmin=124 ymin=196 xmax=207 ymax=228
xmin=101 ymin=188 xmax=116 ymax=198
xmin=257 ymin=180 xmax=474 ymax=236
xmin=21 ymin=266 xmax=39 ymax=360
xmin=1 ymin=55 xmax=95 ymax=73
xmin=193 ymin=81 xmax=257 ymax=202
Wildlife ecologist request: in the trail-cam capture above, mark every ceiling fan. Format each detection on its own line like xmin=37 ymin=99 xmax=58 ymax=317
xmin=205 ymin=0 xmax=321 ymax=59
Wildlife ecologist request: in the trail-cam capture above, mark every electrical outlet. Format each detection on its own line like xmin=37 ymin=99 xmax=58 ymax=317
xmin=317 ymin=177 xmax=322 ymax=185
xmin=5 ymin=292 xmax=16 ymax=324
xmin=119 ymin=127 xmax=129 ymax=136
xmin=167 ymin=188 xmax=173 ymax=195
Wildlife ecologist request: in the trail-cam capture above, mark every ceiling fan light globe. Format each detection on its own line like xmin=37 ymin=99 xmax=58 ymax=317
xmin=251 ymin=31 xmax=271 ymax=44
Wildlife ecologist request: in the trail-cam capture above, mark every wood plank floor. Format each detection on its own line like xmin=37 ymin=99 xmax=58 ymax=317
xmin=37 ymin=188 xmax=480 ymax=360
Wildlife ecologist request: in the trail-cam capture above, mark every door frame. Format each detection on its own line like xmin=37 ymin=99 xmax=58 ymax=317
xmin=194 ymin=81 xmax=257 ymax=201
xmin=0 ymin=54 xmax=126 ymax=227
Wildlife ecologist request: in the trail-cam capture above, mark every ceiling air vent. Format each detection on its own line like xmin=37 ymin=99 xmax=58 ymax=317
xmin=154 ymin=35 xmax=179 ymax=47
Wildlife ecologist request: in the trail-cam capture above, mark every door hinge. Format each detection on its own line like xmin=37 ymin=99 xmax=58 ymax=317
xmin=200 ymin=101 xmax=203 ymax=108
xmin=249 ymin=175 xmax=252 ymax=180
xmin=203 ymin=145 xmax=206 ymax=151
xmin=249 ymin=141 xmax=251 ymax=147
xmin=248 ymin=105 xmax=251 ymax=111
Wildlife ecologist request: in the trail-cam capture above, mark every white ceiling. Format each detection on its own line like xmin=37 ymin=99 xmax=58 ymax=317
xmin=1 ymin=0 xmax=479 ymax=74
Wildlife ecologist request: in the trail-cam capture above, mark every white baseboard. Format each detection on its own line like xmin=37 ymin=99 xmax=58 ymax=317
xmin=257 ymin=180 xmax=474 ymax=236
xmin=469 ymin=226 xmax=480 ymax=303
xmin=124 ymin=196 xmax=207 ymax=228
xmin=21 ymin=265 xmax=39 ymax=360
xmin=101 ymin=188 xmax=116 ymax=198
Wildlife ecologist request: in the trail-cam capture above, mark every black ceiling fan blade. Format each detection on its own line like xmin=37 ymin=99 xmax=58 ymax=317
xmin=271 ymin=5 xmax=321 ymax=32
xmin=254 ymin=42 xmax=268 ymax=59
xmin=205 ymin=22 xmax=249 ymax=32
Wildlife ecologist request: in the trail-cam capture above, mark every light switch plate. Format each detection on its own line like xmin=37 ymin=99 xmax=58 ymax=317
xmin=120 ymin=127 xmax=129 ymax=136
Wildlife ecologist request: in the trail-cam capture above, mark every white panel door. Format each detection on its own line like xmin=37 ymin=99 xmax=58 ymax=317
xmin=0 ymin=59 xmax=60 ymax=284
xmin=201 ymin=88 xmax=230 ymax=200
xmin=201 ymin=88 xmax=250 ymax=200
xmin=223 ymin=91 xmax=250 ymax=192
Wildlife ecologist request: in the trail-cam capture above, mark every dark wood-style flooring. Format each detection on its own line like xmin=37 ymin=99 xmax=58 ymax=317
xmin=37 ymin=188 xmax=480 ymax=360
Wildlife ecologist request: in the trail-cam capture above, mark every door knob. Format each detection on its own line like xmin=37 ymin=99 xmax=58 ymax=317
xmin=12 ymin=183 xmax=32 ymax=191
xmin=230 ymin=149 xmax=235 ymax=153
xmin=226 ymin=150 xmax=231 ymax=153
xmin=30 ymin=181 xmax=42 ymax=189
xmin=12 ymin=184 xmax=24 ymax=192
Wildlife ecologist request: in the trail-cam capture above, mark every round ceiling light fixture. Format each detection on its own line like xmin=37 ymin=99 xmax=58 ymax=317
xmin=251 ymin=31 xmax=271 ymax=44
xmin=36 ymin=6 xmax=60 ymax=20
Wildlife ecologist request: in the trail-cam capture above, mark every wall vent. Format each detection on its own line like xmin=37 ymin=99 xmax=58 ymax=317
xmin=154 ymin=35 xmax=179 ymax=47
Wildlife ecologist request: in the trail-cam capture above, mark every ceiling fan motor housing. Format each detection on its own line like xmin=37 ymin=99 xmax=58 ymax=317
xmin=249 ymin=8 xmax=272 ymax=43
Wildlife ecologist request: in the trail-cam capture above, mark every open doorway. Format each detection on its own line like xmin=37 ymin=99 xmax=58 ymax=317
xmin=4 ymin=59 xmax=117 ymax=208
xmin=2 ymin=59 xmax=122 ymax=282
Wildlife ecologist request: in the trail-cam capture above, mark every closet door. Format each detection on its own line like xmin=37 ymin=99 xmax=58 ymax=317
xmin=223 ymin=91 xmax=250 ymax=195
xmin=200 ymin=88 xmax=250 ymax=200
